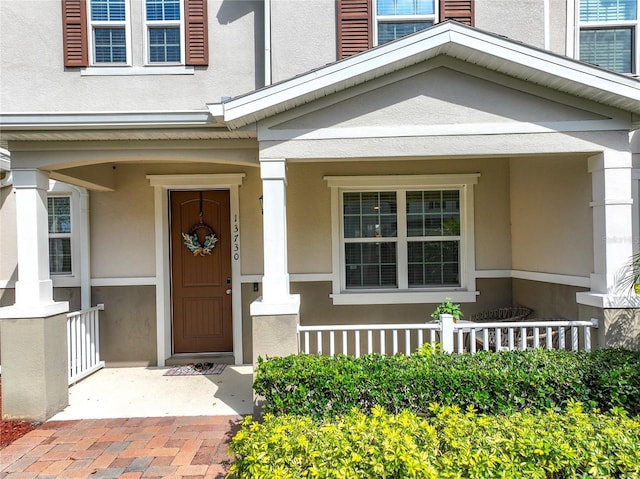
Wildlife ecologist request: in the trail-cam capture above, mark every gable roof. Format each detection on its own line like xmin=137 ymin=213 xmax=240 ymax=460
xmin=218 ymin=21 xmax=640 ymax=130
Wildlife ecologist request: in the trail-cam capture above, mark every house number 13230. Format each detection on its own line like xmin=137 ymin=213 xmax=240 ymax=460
xmin=233 ymin=215 xmax=240 ymax=261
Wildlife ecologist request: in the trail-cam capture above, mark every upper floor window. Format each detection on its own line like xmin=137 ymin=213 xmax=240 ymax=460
xmin=145 ymin=0 xmax=184 ymax=63
xmin=579 ymin=0 xmax=638 ymax=74
xmin=48 ymin=196 xmax=73 ymax=275
xmin=375 ymin=0 xmax=436 ymax=45
xmin=89 ymin=0 xmax=130 ymax=64
xmin=62 ymin=0 xmax=208 ymax=69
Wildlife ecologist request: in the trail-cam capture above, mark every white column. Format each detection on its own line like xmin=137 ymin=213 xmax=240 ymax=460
xmin=588 ymin=151 xmax=634 ymax=294
xmin=250 ymin=158 xmax=300 ymax=316
xmin=0 ymin=169 xmax=68 ymax=318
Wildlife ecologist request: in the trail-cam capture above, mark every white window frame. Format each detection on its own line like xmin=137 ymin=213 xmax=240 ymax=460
xmin=87 ymin=0 xmax=132 ymax=66
xmin=143 ymin=0 xmax=185 ymax=65
xmin=576 ymin=0 xmax=639 ymax=74
xmin=326 ymin=174 xmax=479 ymax=305
xmin=48 ymin=182 xmax=82 ymax=287
xmin=373 ymin=0 xmax=438 ymax=46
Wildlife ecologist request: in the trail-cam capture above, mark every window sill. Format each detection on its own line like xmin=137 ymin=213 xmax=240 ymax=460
xmin=330 ymin=290 xmax=479 ymax=305
xmin=81 ymin=66 xmax=195 ymax=76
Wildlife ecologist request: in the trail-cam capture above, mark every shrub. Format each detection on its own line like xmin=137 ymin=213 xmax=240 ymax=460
xmin=253 ymin=348 xmax=640 ymax=418
xmin=229 ymin=403 xmax=640 ymax=478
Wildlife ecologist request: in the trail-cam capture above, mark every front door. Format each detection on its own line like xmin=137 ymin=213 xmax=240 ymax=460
xmin=170 ymin=190 xmax=233 ymax=353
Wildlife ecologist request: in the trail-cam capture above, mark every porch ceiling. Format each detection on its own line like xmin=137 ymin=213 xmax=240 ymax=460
xmin=221 ymin=22 xmax=640 ymax=130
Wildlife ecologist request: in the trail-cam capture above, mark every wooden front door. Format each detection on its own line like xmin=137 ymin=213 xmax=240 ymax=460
xmin=170 ymin=190 xmax=232 ymax=353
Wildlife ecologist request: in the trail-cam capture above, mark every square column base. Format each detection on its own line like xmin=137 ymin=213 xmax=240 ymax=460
xmin=251 ymin=298 xmax=300 ymax=418
xmin=0 ymin=313 xmax=69 ymax=421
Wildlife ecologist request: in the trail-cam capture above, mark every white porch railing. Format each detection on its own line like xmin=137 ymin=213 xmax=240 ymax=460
xmin=67 ymin=304 xmax=105 ymax=385
xmin=298 ymin=316 xmax=600 ymax=357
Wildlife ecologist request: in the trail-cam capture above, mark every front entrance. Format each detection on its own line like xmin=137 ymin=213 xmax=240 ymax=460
xmin=170 ymin=190 xmax=233 ymax=353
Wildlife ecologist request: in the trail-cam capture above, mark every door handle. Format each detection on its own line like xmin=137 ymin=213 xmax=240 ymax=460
xmin=226 ymin=288 xmax=232 ymax=295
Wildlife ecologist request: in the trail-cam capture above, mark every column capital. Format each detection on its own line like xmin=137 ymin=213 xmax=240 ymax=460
xmin=11 ymin=168 xmax=50 ymax=190
xmin=260 ymin=158 xmax=287 ymax=180
xmin=588 ymin=150 xmax=632 ymax=172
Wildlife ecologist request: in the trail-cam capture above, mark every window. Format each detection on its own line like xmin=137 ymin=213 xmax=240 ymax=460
xmin=89 ymin=0 xmax=130 ymax=64
xmin=579 ymin=0 xmax=638 ymax=73
xmin=326 ymin=174 xmax=479 ymax=305
xmin=145 ymin=0 xmax=184 ymax=64
xmin=61 ymin=0 xmax=208 ymax=68
xmin=336 ymin=0 xmax=474 ymax=59
xmin=48 ymin=196 xmax=72 ymax=275
xmin=375 ymin=0 xmax=436 ymax=45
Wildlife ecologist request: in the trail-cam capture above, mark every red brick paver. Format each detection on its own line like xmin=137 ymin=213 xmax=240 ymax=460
xmin=0 ymin=416 xmax=242 ymax=479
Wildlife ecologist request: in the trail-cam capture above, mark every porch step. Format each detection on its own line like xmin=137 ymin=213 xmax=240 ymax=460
xmin=165 ymin=354 xmax=235 ymax=366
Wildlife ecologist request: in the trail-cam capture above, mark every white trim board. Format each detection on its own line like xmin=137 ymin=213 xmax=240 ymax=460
xmin=477 ymin=270 xmax=591 ymax=288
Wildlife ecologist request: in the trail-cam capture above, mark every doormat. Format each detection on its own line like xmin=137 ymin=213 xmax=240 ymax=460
xmin=163 ymin=363 xmax=226 ymax=376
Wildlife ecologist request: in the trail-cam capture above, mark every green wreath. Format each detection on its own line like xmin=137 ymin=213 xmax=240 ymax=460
xmin=182 ymin=224 xmax=218 ymax=256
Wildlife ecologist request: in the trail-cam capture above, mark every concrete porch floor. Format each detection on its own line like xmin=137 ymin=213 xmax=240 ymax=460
xmin=51 ymin=365 xmax=254 ymax=420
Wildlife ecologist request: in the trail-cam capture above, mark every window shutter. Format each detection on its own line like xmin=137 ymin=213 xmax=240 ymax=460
xmin=440 ymin=0 xmax=474 ymax=26
xmin=337 ymin=0 xmax=372 ymax=59
xmin=185 ymin=0 xmax=209 ymax=66
xmin=61 ymin=0 xmax=88 ymax=67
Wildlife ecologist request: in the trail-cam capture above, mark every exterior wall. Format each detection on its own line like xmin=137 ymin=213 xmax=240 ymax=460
xmin=475 ymin=0 xmax=547 ymax=49
xmin=286 ymin=157 xmax=513 ymax=275
xmin=92 ymin=285 xmax=157 ymax=366
xmin=579 ymin=304 xmax=640 ymax=351
xmin=510 ymin=155 xmax=593 ymax=277
xmin=512 ymin=278 xmax=588 ymax=319
xmin=270 ymin=0 xmax=337 ymax=83
xmin=0 ymin=0 xmax=262 ymax=112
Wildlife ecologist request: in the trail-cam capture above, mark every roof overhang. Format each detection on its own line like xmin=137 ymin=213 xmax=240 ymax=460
xmin=218 ymin=21 xmax=640 ymax=129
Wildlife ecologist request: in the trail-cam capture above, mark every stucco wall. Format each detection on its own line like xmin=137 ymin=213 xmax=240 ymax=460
xmin=475 ymin=0 xmax=547 ymax=49
xmin=286 ymin=157 xmax=513 ymax=274
xmin=0 ymin=0 xmax=262 ymax=112
xmin=510 ymin=155 xmax=593 ymax=277
xmin=270 ymin=0 xmax=337 ymax=83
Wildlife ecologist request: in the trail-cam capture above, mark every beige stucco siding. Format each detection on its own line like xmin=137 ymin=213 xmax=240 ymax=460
xmin=0 ymin=0 xmax=261 ymax=112
xmin=270 ymin=0 xmax=337 ymax=83
xmin=475 ymin=0 xmax=547 ymax=49
xmin=286 ymin=157 xmax=513 ymax=274
xmin=91 ymin=162 xmax=263 ymax=278
xmin=510 ymin=155 xmax=593 ymax=276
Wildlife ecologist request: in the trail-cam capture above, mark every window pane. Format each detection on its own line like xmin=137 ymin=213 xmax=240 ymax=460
xmin=146 ymin=0 xmax=181 ymax=21
xmin=580 ymin=0 xmax=637 ymax=22
xmin=378 ymin=21 xmax=432 ymax=44
xmin=407 ymin=190 xmax=460 ymax=237
xmin=91 ymin=0 xmax=126 ymax=21
xmin=345 ymin=243 xmax=397 ymax=288
xmin=377 ymin=0 xmax=434 ymax=15
xmin=49 ymin=238 xmax=72 ymax=275
xmin=580 ymin=28 xmax=633 ymax=73
xmin=94 ymin=28 xmax=127 ymax=63
xmin=343 ymin=192 xmax=397 ymax=238
xmin=408 ymin=240 xmax=460 ymax=287
xmin=149 ymin=27 xmax=181 ymax=62
xmin=48 ymin=197 xmax=71 ymax=234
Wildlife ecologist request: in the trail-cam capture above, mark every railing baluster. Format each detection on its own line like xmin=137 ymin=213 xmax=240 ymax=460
xmin=405 ymin=330 xmax=411 ymax=355
xmin=342 ymin=330 xmax=348 ymax=355
xmin=469 ymin=329 xmax=476 ymax=353
xmin=329 ymin=330 xmax=335 ymax=357
xmin=546 ymin=327 xmax=553 ymax=350
xmin=355 ymin=331 xmax=360 ymax=358
xmin=571 ymin=327 xmax=578 ymax=351
xmin=482 ymin=329 xmax=489 ymax=350
xmin=584 ymin=326 xmax=592 ymax=352
xmin=392 ymin=330 xmax=398 ymax=355
xmin=380 ymin=330 xmax=385 ymax=355
xmin=367 ymin=329 xmax=373 ymax=354
xmin=520 ymin=327 xmax=527 ymax=350
xmin=495 ymin=328 xmax=501 ymax=351
xmin=508 ymin=328 xmax=514 ymax=350
xmin=457 ymin=329 xmax=464 ymax=353
xmin=533 ymin=328 xmax=540 ymax=348
xmin=417 ymin=329 xmax=423 ymax=349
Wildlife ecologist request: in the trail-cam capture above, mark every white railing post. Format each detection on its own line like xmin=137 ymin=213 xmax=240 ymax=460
xmin=67 ymin=304 xmax=105 ymax=385
xmin=440 ymin=314 xmax=455 ymax=353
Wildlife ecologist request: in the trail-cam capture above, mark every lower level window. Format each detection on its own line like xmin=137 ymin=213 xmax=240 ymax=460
xmin=48 ymin=196 xmax=72 ymax=275
xmin=343 ymin=189 xmax=461 ymax=290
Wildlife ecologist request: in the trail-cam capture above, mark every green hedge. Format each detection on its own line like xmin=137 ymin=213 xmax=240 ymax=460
xmin=229 ymin=403 xmax=640 ymax=478
xmin=253 ymin=348 xmax=640 ymax=418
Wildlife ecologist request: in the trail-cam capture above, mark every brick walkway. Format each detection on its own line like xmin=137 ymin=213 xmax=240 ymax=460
xmin=0 ymin=415 xmax=242 ymax=478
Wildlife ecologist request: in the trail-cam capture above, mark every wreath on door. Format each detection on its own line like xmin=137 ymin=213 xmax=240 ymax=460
xmin=182 ymin=223 xmax=218 ymax=256
xmin=181 ymin=192 xmax=219 ymax=256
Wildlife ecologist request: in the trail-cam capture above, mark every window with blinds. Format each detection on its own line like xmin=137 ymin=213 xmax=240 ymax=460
xmin=90 ymin=0 xmax=129 ymax=64
xmin=48 ymin=197 xmax=73 ymax=275
xmin=145 ymin=0 xmax=183 ymax=63
xmin=579 ymin=0 xmax=638 ymax=73
xmin=376 ymin=0 xmax=436 ymax=45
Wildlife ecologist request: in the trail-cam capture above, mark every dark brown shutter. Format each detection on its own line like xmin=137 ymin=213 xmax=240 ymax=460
xmin=440 ymin=0 xmax=474 ymax=26
xmin=337 ymin=0 xmax=372 ymax=59
xmin=62 ymin=0 xmax=88 ymax=67
xmin=185 ymin=0 xmax=209 ymax=66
